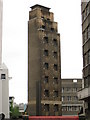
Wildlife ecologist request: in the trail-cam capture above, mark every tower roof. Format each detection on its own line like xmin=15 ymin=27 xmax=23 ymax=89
xmin=30 ymin=4 xmax=51 ymax=11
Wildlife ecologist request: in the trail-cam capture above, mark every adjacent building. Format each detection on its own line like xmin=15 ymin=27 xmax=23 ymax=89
xmin=62 ymin=79 xmax=83 ymax=116
xmin=28 ymin=4 xmax=62 ymax=116
xmin=0 ymin=0 xmax=10 ymax=118
xmin=77 ymin=1 xmax=90 ymax=120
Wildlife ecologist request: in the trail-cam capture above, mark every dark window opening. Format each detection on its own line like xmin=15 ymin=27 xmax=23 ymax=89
xmin=1 ymin=74 xmax=6 ymax=79
xmin=44 ymin=36 xmax=48 ymax=43
xmin=53 ymin=39 xmax=57 ymax=46
xmin=51 ymin=28 xmax=54 ymax=32
xmin=44 ymin=104 xmax=49 ymax=111
xmin=53 ymin=77 xmax=58 ymax=84
xmin=47 ymin=18 xmax=50 ymax=21
xmin=44 ymin=90 xmax=49 ymax=97
xmin=54 ymin=104 xmax=59 ymax=112
xmin=41 ymin=16 xmax=44 ymax=19
xmin=44 ymin=50 xmax=48 ymax=56
xmin=53 ymin=52 xmax=57 ymax=58
xmin=42 ymin=25 xmax=45 ymax=29
xmin=44 ymin=63 xmax=49 ymax=69
xmin=44 ymin=76 xmax=48 ymax=83
xmin=54 ymin=64 xmax=58 ymax=71
xmin=54 ymin=91 xmax=58 ymax=97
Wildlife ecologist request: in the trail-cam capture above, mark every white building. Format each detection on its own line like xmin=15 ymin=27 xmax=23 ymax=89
xmin=0 ymin=0 xmax=10 ymax=118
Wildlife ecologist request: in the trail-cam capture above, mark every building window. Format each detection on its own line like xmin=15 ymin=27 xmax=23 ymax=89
xmin=54 ymin=64 xmax=58 ymax=71
xmin=44 ymin=50 xmax=48 ymax=56
xmin=62 ymin=96 xmax=65 ymax=102
xmin=73 ymin=79 xmax=77 ymax=83
xmin=73 ymin=87 xmax=77 ymax=92
xmin=62 ymin=87 xmax=64 ymax=93
xmin=42 ymin=25 xmax=45 ymax=29
xmin=86 ymin=5 xmax=89 ymax=16
xmin=1 ymin=74 xmax=6 ymax=79
xmin=87 ymin=25 xmax=90 ymax=39
xmin=89 ymin=51 xmax=90 ymax=64
xmin=53 ymin=91 xmax=58 ymax=97
xmin=53 ymin=51 xmax=57 ymax=58
xmin=84 ymin=53 xmax=88 ymax=66
xmin=53 ymin=77 xmax=58 ymax=84
xmin=44 ymin=90 xmax=49 ymax=97
xmin=44 ymin=63 xmax=49 ymax=69
xmin=74 ymin=96 xmax=78 ymax=101
xmin=84 ymin=77 xmax=88 ymax=88
xmin=44 ymin=36 xmax=48 ymax=43
xmin=67 ymin=96 xmax=71 ymax=101
xmin=54 ymin=104 xmax=59 ymax=112
xmin=51 ymin=27 xmax=54 ymax=32
xmin=67 ymin=106 xmax=72 ymax=111
xmin=53 ymin=39 xmax=57 ymax=46
xmin=44 ymin=104 xmax=49 ymax=111
xmin=44 ymin=76 xmax=48 ymax=83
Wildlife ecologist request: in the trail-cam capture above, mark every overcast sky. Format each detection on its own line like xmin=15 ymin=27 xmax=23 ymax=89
xmin=2 ymin=0 xmax=82 ymax=104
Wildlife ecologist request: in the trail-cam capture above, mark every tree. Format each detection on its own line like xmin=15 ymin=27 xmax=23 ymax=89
xmin=11 ymin=106 xmax=20 ymax=118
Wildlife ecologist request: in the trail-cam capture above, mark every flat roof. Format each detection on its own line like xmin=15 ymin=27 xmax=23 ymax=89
xmin=30 ymin=4 xmax=51 ymax=10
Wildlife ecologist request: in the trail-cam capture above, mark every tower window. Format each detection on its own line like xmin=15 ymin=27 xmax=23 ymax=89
xmin=53 ymin=51 xmax=57 ymax=58
xmin=44 ymin=63 xmax=49 ymax=69
xmin=54 ymin=64 xmax=58 ymax=71
xmin=53 ymin=77 xmax=58 ymax=84
xmin=44 ymin=90 xmax=49 ymax=97
xmin=54 ymin=91 xmax=58 ymax=97
xmin=44 ymin=76 xmax=48 ymax=83
xmin=44 ymin=104 xmax=49 ymax=111
xmin=54 ymin=104 xmax=59 ymax=112
xmin=44 ymin=36 xmax=48 ymax=43
xmin=51 ymin=28 xmax=54 ymax=32
xmin=53 ymin=39 xmax=57 ymax=46
xmin=1 ymin=74 xmax=6 ymax=79
xmin=44 ymin=50 xmax=48 ymax=56
xmin=42 ymin=25 xmax=45 ymax=29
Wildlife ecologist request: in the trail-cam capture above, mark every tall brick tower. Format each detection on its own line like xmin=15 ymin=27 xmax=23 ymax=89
xmin=28 ymin=4 xmax=62 ymax=116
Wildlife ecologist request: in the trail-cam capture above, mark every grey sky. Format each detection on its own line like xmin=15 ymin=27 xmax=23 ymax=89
xmin=2 ymin=0 xmax=82 ymax=103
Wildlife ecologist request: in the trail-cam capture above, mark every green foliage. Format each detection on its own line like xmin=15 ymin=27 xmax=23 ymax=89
xmin=10 ymin=101 xmax=20 ymax=118
xmin=11 ymin=106 xmax=20 ymax=118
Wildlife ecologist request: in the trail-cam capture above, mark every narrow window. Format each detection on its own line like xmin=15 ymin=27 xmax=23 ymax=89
xmin=44 ymin=104 xmax=49 ymax=111
xmin=53 ymin=51 xmax=57 ymax=58
xmin=54 ymin=104 xmax=59 ymax=112
xmin=44 ymin=76 xmax=48 ymax=83
xmin=44 ymin=63 xmax=49 ymax=69
xmin=1 ymin=74 xmax=6 ymax=79
xmin=53 ymin=77 xmax=58 ymax=84
xmin=44 ymin=36 xmax=48 ymax=43
xmin=53 ymin=39 xmax=57 ymax=46
xmin=54 ymin=91 xmax=58 ymax=97
xmin=51 ymin=28 xmax=54 ymax=32
xmin=44 ymin=50 xmax=48 ymax=56
xmin=54 ymin=64 xmax=58 ymax=71
xmin=42 ymin=25 xmax=45 ymax=29
xmin=44 ymin=90 xmax=49 ymax=97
